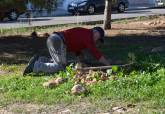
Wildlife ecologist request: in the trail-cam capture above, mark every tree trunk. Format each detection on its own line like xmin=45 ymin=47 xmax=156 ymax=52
xmin=103 ymin=0 xmax=112 ymax=30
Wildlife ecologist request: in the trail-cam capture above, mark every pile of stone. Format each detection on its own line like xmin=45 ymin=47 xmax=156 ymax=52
xmin=42 ymin=69 xmax=117 ymax=95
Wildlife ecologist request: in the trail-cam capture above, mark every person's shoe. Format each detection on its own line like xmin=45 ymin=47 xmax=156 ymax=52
xmin=23 ymin=55 xmax=39 ymax=76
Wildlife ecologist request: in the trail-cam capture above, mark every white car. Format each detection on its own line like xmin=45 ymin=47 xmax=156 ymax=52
xmin=155 ymin=0 xmax=164 ymax=7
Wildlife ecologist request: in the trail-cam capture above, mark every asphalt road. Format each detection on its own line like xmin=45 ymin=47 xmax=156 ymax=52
xmin=0 ymin=8 xmax=165 ymax=29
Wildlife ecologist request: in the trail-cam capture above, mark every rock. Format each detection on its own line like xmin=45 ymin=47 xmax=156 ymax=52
xmin=97 ymin=112 xmax=111 ymax=114
xmin=89 ymin=70 xmax=94 ymax=75
xmin=71 ymin=84 xmax=86 ymax=95
xmin=61 ymin=109 xmax=71 ymax=114
xmin=116 ymin=108 xmax=126 ymax=113
xmin=86 ymin=80 xmax=97 ymax=86
xmin=55 ymin=77 xmax=66 ymax=85
xmin=86 ymin=75 xmax=93 ymax=81
xmin=112 ymin=107 xmax=127 ymax=113
xmin=43 ymin=77 xmax=67 ymax=88
xmin=101 ymin=74 xmax=109 ymax=81
xmin=48 ymin=77 xmax=67 ymax=85
xmin=112 ymin=107 xmax=120 ymax=111
xmin=43 ymin=82 xmax=56 ymax=88
xmin=80 ymin=78 xmax=86 ymax=84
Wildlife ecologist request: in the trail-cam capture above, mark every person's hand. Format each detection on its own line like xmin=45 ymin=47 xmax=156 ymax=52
xmin=99 ymin=56 xmax=110 ymax=66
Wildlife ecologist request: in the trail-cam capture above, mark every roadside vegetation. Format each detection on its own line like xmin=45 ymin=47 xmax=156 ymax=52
xmin=0 ymin=15 xmax=161 ymax=37
xmin=0 ymin=16 xmax=165 ymax=113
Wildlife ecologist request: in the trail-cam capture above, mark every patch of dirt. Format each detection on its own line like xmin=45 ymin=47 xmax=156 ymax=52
xmin=0 ymin=69 xmax=12 ymax=76
xmin=0 ymin=35 xmax=48 ymax=64
xmin=109 ymin=16 xmax=165 ymax=36
xmin=0 ymin=103 xmax=93 ymax=114
xmin=0 ymin=102 xmax=139 ymax=114
xmin=0 ymin=70 xmax=6 ymax=75
xmin=142 ymin=16 xmax=165 ymax=27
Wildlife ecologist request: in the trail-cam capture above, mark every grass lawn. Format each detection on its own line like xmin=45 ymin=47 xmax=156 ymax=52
xmin=0 ymin=16 xmax=165 ymax=113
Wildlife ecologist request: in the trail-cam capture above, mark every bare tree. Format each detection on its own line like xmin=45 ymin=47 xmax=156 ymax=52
xmin=103 ymin=0 xmax=112 ymax=30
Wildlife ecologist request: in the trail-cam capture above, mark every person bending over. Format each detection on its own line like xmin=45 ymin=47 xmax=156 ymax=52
xmin=23 ymin=27 xmax=110 ymax=75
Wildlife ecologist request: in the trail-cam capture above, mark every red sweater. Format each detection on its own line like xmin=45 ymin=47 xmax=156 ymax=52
xmin=60 ymin=27 xmax=102 ymax=60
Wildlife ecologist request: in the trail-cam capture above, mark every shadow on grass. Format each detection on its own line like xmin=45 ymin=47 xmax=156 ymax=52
xmin=0 ymin=35 xmax=48 ymax=64
xmin=103 ymin=33 xmax=165 ymax=73
xmin=0 ymin=32 xmax=165 ymax=66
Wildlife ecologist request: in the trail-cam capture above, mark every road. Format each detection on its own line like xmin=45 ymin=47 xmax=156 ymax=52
xmin=0 ymin=8 xmax=165 ymax=29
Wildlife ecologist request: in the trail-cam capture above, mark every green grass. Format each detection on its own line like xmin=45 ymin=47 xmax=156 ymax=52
xmin=0 ymin=24 xmax=83 ymax=37
xmin=0 ymin=53 xmax=165 ymax=113
xmin=0 ymin=16 xmax=165 ymax=113
xmin=0 ymin=76 xmax=75 ymax=104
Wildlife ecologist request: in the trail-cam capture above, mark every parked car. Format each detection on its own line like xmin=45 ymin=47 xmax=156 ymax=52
xmin=68 ymin=0 xmax=129 ymax=15
xmin=0 ymin=0 xmax=26 ymax=21
xmin=155 ymin=0 xmax=165 ymax=7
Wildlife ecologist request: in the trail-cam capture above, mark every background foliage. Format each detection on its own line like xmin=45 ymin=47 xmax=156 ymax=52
xmin=0 ymin=0 xmax=59 ymax=11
